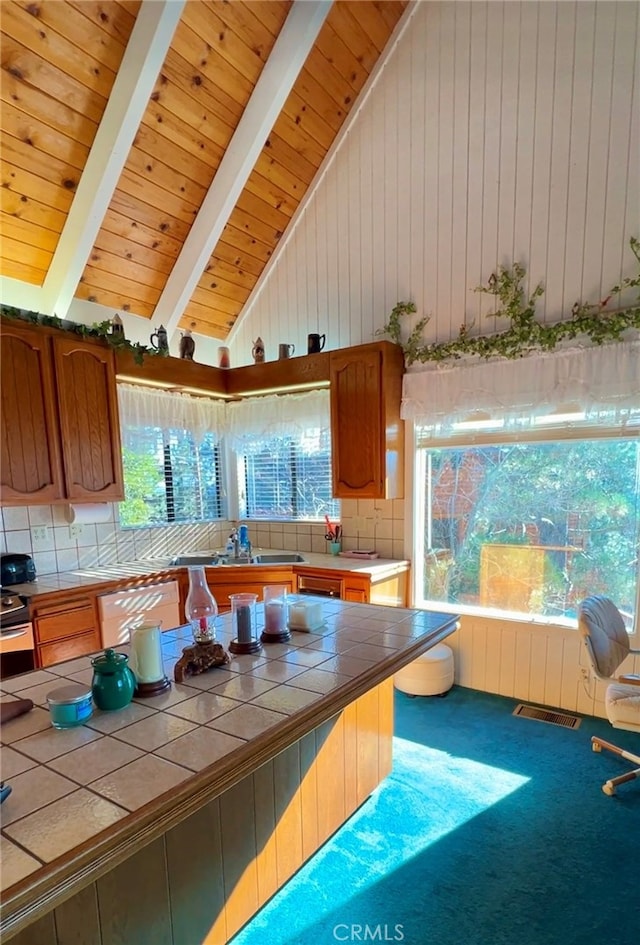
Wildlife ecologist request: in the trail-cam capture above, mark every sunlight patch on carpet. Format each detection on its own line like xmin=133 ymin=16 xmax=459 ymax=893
xmin=230 ymin=736 xmax=530 ymax=944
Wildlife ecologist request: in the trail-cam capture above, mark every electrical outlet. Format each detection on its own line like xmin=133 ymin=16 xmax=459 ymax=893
xmin=580 ymin=667 xmax=589 ymax=679
xmin=31 ymin=525 xmax=50 ymax=542
xmin=70 ymin=524 xmax=84 ymax=539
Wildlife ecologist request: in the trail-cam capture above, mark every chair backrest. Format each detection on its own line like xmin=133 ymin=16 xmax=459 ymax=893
xmin=578 ymin=596 xmax=630 ymax=680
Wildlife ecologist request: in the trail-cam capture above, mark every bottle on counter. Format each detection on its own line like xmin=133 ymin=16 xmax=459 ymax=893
xmin=185 ymin=565 xmax=218 ymax=644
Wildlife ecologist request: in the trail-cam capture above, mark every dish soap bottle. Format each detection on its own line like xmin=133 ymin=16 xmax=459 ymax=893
xmin=225 ymin=531 xmax=236 ymax=555
xmin=185 ymin=565 xmax=218 ymax=644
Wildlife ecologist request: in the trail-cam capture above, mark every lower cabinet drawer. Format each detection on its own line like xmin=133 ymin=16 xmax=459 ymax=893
xmin=101 ymin=602 xmax=181 ymax=648
xmin=38 ymin=630 xmax=100 ymax=668
xmin=35 ymin=605 xmax=97 ymax=644
xmin=296 ymin=574 xmax=343 ymax=597
xmin=98 ymin=581 xmax=181 ymax=647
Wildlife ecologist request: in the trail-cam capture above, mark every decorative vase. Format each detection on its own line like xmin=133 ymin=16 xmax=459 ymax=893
xmin=252 ymin=337 xmax=265 ymax=363
xmin=185 ymin=565 xmax=218 ymax=643
xmin=179 ymin=329 xmax=195 ymax=360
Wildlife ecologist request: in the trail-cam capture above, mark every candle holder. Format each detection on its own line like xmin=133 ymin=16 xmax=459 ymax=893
xmin=261 ymin=585 xmax=291 ymax=643
xmin=229 ymin=593 xmax=262 ymax=654
xmin=129 ymin=623 xmax=171 ymax=697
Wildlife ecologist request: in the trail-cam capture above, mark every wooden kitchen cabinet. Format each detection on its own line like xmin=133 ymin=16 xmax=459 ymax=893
xmin=0 ymin=321 xmax=124 ymax=505
xmin=32 ymin=593 xmax=101 ymax=669
xmin=0 ymin=320 xmax=65 ymax=504
xmin=295 ymin=565 xmax=408 ymax=607
xmin=52 ymin=334 xmax=124 ymax=502
xmin=329 ymin=341 xmax=404 ymax=499
xmin=203 ymin=567 xmax=295 ymax=614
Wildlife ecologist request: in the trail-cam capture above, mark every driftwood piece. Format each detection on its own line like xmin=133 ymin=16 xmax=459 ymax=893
xmin=173 ymin=641 xmax=230 ymax=683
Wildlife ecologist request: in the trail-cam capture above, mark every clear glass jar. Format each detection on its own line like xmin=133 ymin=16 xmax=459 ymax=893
xmin=261 ymin=585 xmax=291 ymax=643
xmin=229 ymin=593 xmax=261 ymax=654
xmin=185 ymin=565 xmax=218 ymax=643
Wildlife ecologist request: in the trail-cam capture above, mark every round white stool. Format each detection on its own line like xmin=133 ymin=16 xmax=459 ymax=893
xmin=393 ymin=643 xmax=454 ymax=696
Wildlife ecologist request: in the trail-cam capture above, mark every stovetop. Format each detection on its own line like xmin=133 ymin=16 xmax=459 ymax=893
xmin=0 ymin=589 xmax=31 ymax=628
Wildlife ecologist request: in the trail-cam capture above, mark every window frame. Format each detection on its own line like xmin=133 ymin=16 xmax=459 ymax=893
xmin=410 ymin=420 xmax=640 ymax=643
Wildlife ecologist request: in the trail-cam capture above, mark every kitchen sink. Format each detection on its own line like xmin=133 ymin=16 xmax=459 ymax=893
xmin=171 ymin=552 xmax=307 ymax=567
xmin=251 ymin=553 xmax=307 ymax=564
xmin=170 ymin=554 xmax=221 ymax=566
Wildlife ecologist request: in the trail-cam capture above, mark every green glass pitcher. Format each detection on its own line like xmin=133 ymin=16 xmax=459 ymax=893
xmin=91 ymin=648 xmax=136 ymax=711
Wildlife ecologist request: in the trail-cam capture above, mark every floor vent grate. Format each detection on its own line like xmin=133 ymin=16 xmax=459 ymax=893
xmin=513 ymin=703 xmax=582 ymax=729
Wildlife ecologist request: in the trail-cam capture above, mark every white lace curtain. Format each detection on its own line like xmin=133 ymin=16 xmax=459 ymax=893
xmin=117 ymin=384 xmax=226 ymax=445
xmin=225 ymin=388 xmax=331 ymax=452
xmin=401 ymin=340 xmax=640 ymax=431
xmin=117 ymin=384 xmax=331 ymax=449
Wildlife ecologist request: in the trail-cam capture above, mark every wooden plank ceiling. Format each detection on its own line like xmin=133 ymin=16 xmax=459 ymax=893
xmin=1 ymin=0 xmax=408 ymax=339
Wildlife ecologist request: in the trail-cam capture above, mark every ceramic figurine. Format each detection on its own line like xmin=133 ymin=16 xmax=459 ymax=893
xmin=111 ymin=313 xmax=124 ymax=337
xmin=150 ymin=324 xmax=169 ymax=356
xmin=252 ymin=337 xmax=265 ymax=363
xmin=179 ymin=329 xmax=195 ymax=360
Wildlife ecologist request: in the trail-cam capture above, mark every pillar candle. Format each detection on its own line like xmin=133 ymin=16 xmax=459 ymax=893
xmin=130 ymin=625 xmax=164 ymax=683
xmin=236 ymin=605 xmax=252 ymax=643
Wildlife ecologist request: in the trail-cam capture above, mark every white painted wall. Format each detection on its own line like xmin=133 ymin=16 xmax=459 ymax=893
xmin=231 ymin=0 xmax=640 ymax=717
xmin=232 ymin=0 xmax=639 ymax=363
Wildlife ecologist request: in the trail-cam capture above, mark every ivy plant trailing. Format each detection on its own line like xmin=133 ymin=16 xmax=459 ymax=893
xmin=0 ymin=305 xmax=155 ymax=365
xmin=377 ymin=236 xmax=640 ymax=365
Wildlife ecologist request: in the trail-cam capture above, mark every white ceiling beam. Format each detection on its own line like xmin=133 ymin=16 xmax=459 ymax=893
xmin=39 ymin=0 xmax=185 ymax=318
xmin=158 ymin=0 xmax=333 ymax=338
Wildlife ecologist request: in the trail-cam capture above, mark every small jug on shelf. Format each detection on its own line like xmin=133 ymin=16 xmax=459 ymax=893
xmin=252 ymin=337 xmax=265 ymax=363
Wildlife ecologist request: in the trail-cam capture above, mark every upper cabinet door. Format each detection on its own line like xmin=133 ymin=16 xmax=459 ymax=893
xmin=330 ymin=342 xmax=404 ymax=500
xmin=0 ymin=323 xmax=65 ymax=504
xmin=52 ymin=336 xmax=124 ymax=502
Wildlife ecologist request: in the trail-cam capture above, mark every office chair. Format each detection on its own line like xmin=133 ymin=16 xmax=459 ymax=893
xmin=578 ymin=595 xmax=640 ymax=795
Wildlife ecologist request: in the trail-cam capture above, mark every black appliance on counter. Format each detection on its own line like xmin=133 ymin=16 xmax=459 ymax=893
xmin=1 ymin=553 xmax=36 ymax=586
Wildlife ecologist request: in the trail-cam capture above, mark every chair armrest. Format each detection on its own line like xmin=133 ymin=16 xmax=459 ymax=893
xmin=618 ymin=674 xmax=640 ymax=686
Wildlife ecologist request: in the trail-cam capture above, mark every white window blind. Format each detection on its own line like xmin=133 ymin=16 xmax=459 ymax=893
xmin=117 ymin=385 xmax=226 ymax=527
xmin=226 ymin=389 xmax=339 ymax=521
xmin=241 ymin=428 xmax=339 ymax=521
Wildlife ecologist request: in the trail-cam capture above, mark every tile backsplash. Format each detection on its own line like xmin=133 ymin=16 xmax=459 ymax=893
xmin=1 ymin=500 xmax=406 ymax=576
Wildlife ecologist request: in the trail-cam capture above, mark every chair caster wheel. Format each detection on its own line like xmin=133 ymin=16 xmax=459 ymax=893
xmin=592 ymin=742 xmax=602 ymax=752
xmin=602 ymin=783 xmax=616 ymax=796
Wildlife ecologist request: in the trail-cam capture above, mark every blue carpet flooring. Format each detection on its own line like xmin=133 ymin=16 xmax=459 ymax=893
xmin=230 ymin=686 xmax=640 ymax=945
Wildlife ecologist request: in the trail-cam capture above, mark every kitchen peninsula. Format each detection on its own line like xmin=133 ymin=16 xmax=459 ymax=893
xmin=0 ymin=598 xmax=458 ymax=944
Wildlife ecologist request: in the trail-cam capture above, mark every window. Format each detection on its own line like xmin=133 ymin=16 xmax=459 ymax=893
xmin=120 ymin=425 xmax=225 ymax=527
xmin=414 ymin=425 xmax=640 ymax=631
xmin=240 ymin=428 xmax=340 ymax=521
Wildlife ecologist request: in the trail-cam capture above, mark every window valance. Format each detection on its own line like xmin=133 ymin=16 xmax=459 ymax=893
xmin=225 ymin=388 xmax=331 ymax=452
xmin=117 ymin=384 xmax=331 ymax=451
xmin=117 ymin=384 xmax=226 ymax=445
xmin=401 ymin=340 xmax=640 ymax=431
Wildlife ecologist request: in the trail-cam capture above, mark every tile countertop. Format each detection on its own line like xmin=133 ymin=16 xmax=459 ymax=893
xmin=5 ymin=551 xmax=411 ymax=598
xmin=0 ymin=598 xmax=457 ymax=930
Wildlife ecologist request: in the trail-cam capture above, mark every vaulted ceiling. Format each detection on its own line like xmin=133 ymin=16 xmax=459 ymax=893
xmin=1 ymin=0 xmax=408 ymax=340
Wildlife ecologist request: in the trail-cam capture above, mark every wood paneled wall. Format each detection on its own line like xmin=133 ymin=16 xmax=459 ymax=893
xmin=448 ymin=616 xmax=640 ymax=720
xmin=232 ymin=0 xmax=639 ymax=362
